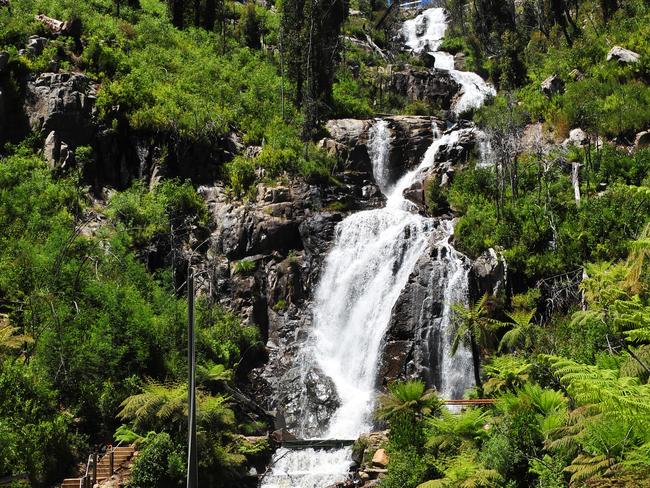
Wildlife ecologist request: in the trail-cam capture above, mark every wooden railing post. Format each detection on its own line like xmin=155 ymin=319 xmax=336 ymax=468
xmin=110 ymin=449 xmax=114 ymax=476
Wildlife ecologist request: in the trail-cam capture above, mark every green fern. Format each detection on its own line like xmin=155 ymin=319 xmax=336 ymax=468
xmin=483 ymin=355 xmax=531 ymax=395
xmin=376 ymin=380 xmax=441 ymax=421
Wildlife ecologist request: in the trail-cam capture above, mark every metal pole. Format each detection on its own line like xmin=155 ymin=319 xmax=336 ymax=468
xmin=186 ymin=267 xmax=198 ymax=488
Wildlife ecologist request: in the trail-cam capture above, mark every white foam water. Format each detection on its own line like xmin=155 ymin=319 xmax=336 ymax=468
xmin=261 ymin=124 xmax=476 ymax=487
xmin=401 ymin=8 xmax=496 ymax=114
xmin=261 ymin=9 xmax=494 ymax=486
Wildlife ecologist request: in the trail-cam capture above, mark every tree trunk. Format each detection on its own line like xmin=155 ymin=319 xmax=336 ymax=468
xmin=470 ymin=335 xmax=483 ymax=395
xmin=194 ymin=0 xmax=200 ymax=26
xmin=204 ymin=0 xmax=215 ymax=30
xmin=172 ymin=0 xmax=184 ymax=28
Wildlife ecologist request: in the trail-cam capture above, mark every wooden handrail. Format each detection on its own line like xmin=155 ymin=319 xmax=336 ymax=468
xmin=443 ymin=399 xmax=496 ymax=405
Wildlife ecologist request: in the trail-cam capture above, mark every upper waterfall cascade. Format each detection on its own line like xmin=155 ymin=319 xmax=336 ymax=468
xmin=260 ymin=8 xmax=486 ymax=488
xmin=401 ymin=8 xmax=496 ymax=114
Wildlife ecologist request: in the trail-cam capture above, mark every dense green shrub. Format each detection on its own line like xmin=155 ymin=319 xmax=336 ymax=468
xmin=108 ymin=179 xmax=207 ymax=247
xmin=0 ymin=361 xmax=85 ymax=486
xmin=128 ymin=433 xmax=184 ymax=488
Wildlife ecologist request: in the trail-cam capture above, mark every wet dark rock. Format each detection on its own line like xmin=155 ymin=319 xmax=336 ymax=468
xmin=389 ymin=68 xmax=461 ymax=110
xmin=276 ymin=363 xmax=340 ymax=435
xmin=299 ymin=212 xmax=344 ymax=257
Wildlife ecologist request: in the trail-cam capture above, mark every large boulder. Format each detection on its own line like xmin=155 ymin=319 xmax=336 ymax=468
xmin=276 ymin=362 xmax=341 ymax=435
xmin=607 ymin=46 xmax=640 ymax=64
xmin=389 ymin=68 xmax=461 ymax=110
xmin=635 ymin=130 xmax=650 ymax=149
xmin=322 ymin=118 xmax=374 ymax=171
xmin=386 ymin=115 xmax=442 ymax=175
xmin=469 ymin=248 xmax=507 ymax=299
xmin=24 ymin=72 xmax=97 ymax=147
xmin=540 ymin=75 xmax=564 ymax=97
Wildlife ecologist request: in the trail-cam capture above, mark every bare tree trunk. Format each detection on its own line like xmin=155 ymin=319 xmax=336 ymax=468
xmin=572 ymin=162 xmax=581 ymax=207
xmin=470 ymin=335 xmax=483 ymax=396
xmin=204 ymin=0 xmax=215 ymax=30
xmin=172 ymin=0 xmax=184 ymax=28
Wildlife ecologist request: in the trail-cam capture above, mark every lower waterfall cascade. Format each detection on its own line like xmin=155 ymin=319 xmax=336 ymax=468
xmin=260 ymin=125 xmax=476 ymax=487
xmin=260 ymin=7 xmax=492 ymax=488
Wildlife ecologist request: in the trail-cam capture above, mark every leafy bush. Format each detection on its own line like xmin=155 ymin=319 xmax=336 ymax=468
xmin=128 ymin=432 xmax=184 ymax=488
xmin=108 ymin=179 xmax=207 ymax=248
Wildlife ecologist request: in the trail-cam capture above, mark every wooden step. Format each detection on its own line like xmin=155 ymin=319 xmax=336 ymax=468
xmin=61 ymin=479 xmax=82 ymax=488
xmin=58 ymin=444 xmax=136 ymax=488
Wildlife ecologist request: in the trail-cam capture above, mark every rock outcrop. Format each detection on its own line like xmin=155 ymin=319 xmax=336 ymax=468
xmin=322 ymin=115 xmax=444 ymax=185
xmin=24 ymin=72 xmax=97 ymax=147
xmin=607 ymin=46 xmax=640 ymax=64
xmin=541 ymin=75 xmax=564 ymax=97
xmin=470 ymin=248 xmax=507 ymax=299
xmin=389 ymin=67 xmax=461 ymax=110
xmin=635 ymin=130 xmax=650 ymax=149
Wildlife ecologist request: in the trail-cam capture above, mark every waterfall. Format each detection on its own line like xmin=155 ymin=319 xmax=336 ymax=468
xmin=260 ymin=124 xmax=475 ymax=487
xmin=261 ymin=8 xmax=487 ymax=487
xmin=401 ymin=8 xmax=496 ymax=114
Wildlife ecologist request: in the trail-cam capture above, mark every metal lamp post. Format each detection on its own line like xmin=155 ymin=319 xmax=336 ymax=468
xmin=187 ymin=267 xmax=198 ymax=488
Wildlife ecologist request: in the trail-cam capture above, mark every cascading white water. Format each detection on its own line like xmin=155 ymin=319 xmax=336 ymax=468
xmin=434 ymin=220 xmax=475 ymax=400
xmin=261 ymin=124 xmax=475 ymax=487
xmin=401 ymin=8 xmax=496 ymax=114
xmin=261 ymin=9 xmax=489 ymax=488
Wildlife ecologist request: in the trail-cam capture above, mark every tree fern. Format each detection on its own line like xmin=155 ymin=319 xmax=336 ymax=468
xmin=564 ymin=453 xmax=614 ymax=485
xmin=376 ymin=380 xmax=441 ymax=421
xmin=483 ymin=355 xmax=531 ymax=395
xmin=496 ymin=309 xmax=537 ymax=351
xmin=624 ymin=223 xmax=650 ymax=293
xmin=418 ymin=450 xmax=503 ymax=488
xmin=426 ymin=409 xmax=490 ymax=453
xmin=546 ymin=355 xmax=650 ymax=419
xmin=118 ymin=381 xmax=234 ymax=432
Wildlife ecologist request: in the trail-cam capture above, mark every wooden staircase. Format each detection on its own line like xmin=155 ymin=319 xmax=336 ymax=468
xmin=60 ymin=445 xmax=135 ymax=488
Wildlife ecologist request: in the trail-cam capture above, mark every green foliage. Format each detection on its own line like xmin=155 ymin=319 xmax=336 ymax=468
xmin=0 ymin=361 xmax=84 ymax=485
xmin=380 ymin=447 xmax=433 ymax=488
xmin=108 ymin=179 xmax=207 ymax=248
xmin=224 ymin=134 xmax=337 ymax=197
xmin=377 ymin=380 xmax=441 ymax=451
xmin=377 ymin=380 xmax=441 ymax=421
xmin=233 ymin=258 xmax=257 ymax=275
xmin=128 ymin=432 xmax=185 ymax=488
xmin=483 ymin=355 xmax=531 ymax=396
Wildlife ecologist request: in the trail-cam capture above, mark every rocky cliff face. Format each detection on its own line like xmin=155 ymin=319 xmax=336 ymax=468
xmin=12 ymin=67 xmax=501 ymax=435
xmin=389 ymin=68 xmax=461 ymax=110
xmin=321 ymin=115 xmax=444 ymax=178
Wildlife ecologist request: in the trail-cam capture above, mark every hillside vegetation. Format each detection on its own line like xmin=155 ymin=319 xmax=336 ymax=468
xmin=0 ymin=0 xmax=649 ymax=486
